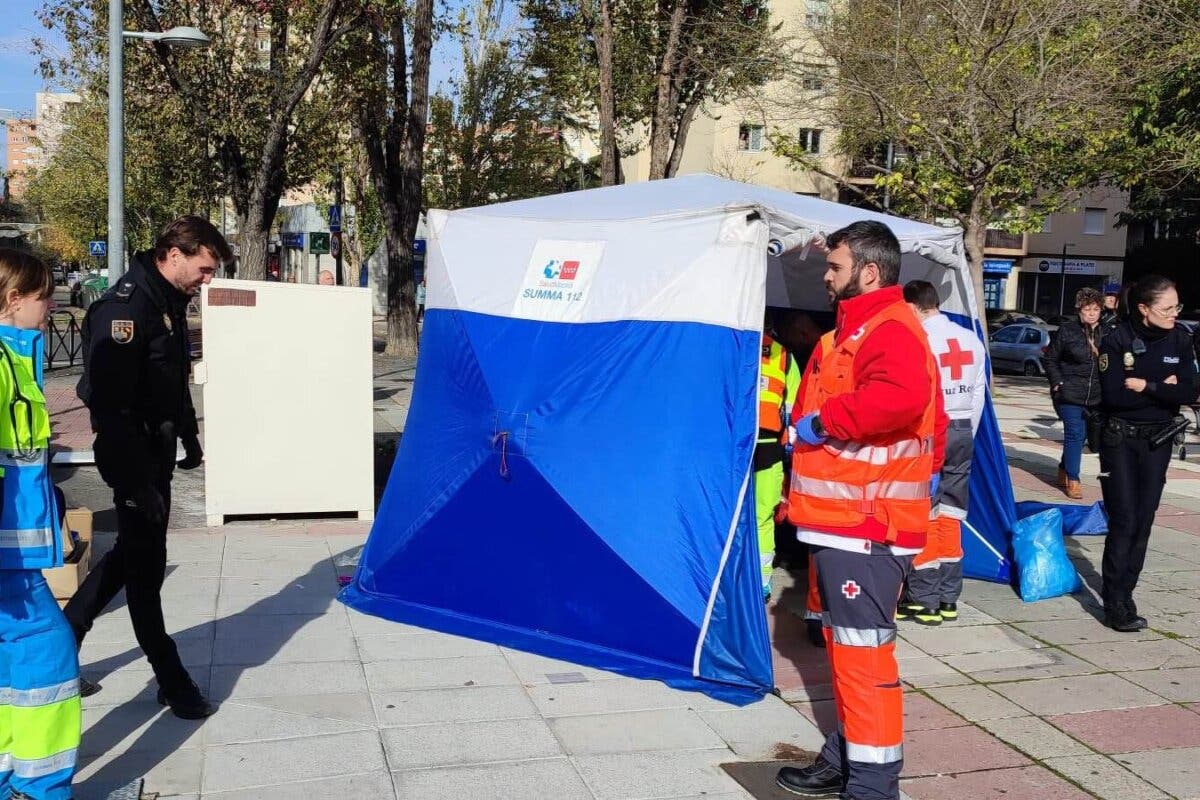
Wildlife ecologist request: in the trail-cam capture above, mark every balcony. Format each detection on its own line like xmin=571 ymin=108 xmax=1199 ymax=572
xmin=985 ymin=229 xmax=1026 ymax=255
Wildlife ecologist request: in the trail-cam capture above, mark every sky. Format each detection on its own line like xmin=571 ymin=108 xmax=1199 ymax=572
xmin=0 ymin=0 xmax=70 ymax=171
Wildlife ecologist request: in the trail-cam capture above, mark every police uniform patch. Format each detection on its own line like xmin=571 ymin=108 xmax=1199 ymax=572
xmin=1123 ymin=351 xmax=1135 ymax=370
xmin=111 ymin=320 xmax=135 ymax=344
xmin=1099 ymin=353 xmax=1108 ymax=372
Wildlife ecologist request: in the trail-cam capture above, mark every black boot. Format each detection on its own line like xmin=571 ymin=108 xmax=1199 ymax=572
xmin=1104 ymin=599 xmax=1146 ymax=633
xmin=776 ymin=757 xmax=843 ymax=797
xmin=157 ymin=677 xmax=217 ymax=720
xmin=1124 ymin=596 xmax=1148 ymax=630
xmin=79 ymin=677 xmax=102 ymax=698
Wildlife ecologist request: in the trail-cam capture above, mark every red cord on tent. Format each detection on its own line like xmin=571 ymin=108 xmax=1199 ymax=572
xmin=493 ymin=431 xmax=511 ymax=478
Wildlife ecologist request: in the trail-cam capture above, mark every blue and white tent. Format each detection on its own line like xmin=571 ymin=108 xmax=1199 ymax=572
xmin=341 ymin=175 xmax=1017 ymax=703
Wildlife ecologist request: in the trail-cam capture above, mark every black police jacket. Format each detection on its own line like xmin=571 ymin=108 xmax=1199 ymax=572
xmin=76 ymin=252 xmax=199 ymax=493
xmin=1099 ymin=318 xmax=1198 ymax=423
xmin=1045 ymin=319 xmax=1102 ymax=407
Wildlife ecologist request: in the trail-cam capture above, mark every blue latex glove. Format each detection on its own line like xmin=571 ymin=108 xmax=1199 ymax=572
xmin=795 ymin=413 xmax=828 ymax=446
xmin=931 ymin=473 xmax=941 ymax=497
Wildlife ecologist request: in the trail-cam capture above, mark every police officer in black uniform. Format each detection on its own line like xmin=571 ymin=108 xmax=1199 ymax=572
xmin=64 ymin=216 xmax=228 ymax=718
xmin=1097 ymin=274 xmax=1197 ymax=632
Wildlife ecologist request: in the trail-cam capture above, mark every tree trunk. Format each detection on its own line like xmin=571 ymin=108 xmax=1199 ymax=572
xmin=647 ymin=0 xmax=688 ymax=180
xmin=238 ymin=206 xmax=271 ymax=280
xmin=964 ymin=212 xmax=991 ymax=356
xmin=664 ymin=95 xmax=701 ymax=178
xmin=594 ymin=0 xmax=619 ymax=186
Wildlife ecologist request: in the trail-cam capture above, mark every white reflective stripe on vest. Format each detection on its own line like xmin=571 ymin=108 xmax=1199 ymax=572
xmin=846 ymin=741 xmax=903 ymax=764
xmin=0 ymin=449 xmax=49 ymax=468
xmin=0 ymin=678 xmax=80 ymax=707
xmin=825 ymin=438 xmax=927 ymax=466
xmin=793 ymin=477 xmax=929 ymax=502
xmin=9 ymin=748 xmax=77 ymax=779
xmin=0 ymin=527 xmax=54 ymax=549
xmin=830 ymin=626 xmax=897 ymax=647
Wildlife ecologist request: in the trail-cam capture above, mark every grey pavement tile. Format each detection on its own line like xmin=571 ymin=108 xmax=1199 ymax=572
xmin=82 ymin=666 xmax=211 ymax=709
xmin=1115 ymin=746 xmax=1200 ymax=800
xmin=204 ymin=698 xmax=373 ymax=746
xmin=1043 ymin=754 xmax=1170 ymax=800
xmin=897 ymin=655 xmax=973 ymax=689
xmin=528 ymin=678 xmax=705 ymax=718
xmin=500 ymin=647 xmax=625 ymax=684
xmin=202 ymin=730 xmax=387 ymax=794
xmin=939 ymin=602 xmax=1003 ymax=626
xmin=345 ymin=608 xmax=431 ymax=638
xmin=899 ymin=624 xmax=1043 ymax=658
xmin=991 ymin=673 xmax=1168 ymax=716
xmin=549 ymin=708 xmax=727 ymax=756
xmin=925 ymin=684 xmax=1028 ymax=721
xmin=364 ymin=655 xmax=522 ymax=693
xmin=82 ymin=633 xmax=212 ymax=673
xmin=1123 ymin=666 xmax=1200 ymax=702
xmin=392 ymin=757 xmax=593 ymax=800
xmin=1137 ymin=589 xmax=1200 ymax=616
xmin=202 ymin=771 xmax=396 ymax=800
xmin=382 ymin=717 xmax=563 ymax=769
xmin=373 ymin=685 xmax=538 ymax=728
xmin=74 ymin=745 xmax=204 ymax=800
xmin=1065 ymin=638 xmax=1200 ymax=671
xmin=81 ymin=702 xmax=206 ymax=758
xmin=979 ymin=715 xmax=1094 ymax=760
xmin=1014 ymin=618 xmax=1163 ymax=646
xmin=213 ymin=617 xmax=358 ymax=665
xmin=1146 ymin=533 xmax=1200 ymax=564
xmin=216 ymin=586 xmax=341 ymax=616
xmin=572 ymin=749 xmax=743 ymax=800
xmin=944 ymin=647 xmax=1101 ymax=683
xmin=698 ymin=695 xmax=826 ymax=758
xmin=219 ymin=558 xmax=336 ymax=581
xmin=1141 ymin=569 xmax=1200 ymax=591
xmin=357 ymin=631 xmax=501 ymax=662
xmin=211 ymin=660 xmax=367 ymax=700
xmin=161 ymin=561 xmax=225 ymax=582
xmin=235 ymin=692 xmax=379 ymax=727
xmin=1153 ymin=612 xmax=1200 ymax=638
xmin=967 ymin=594 xmax=1098 ymax=623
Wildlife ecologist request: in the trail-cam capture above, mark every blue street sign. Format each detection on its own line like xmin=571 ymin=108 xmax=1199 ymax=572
xmin=281 ymin=232 xmax=304 ymax=248
xmin=88 ymin=240 xmax=107 ymax=258
xmin=328 ymin=204 xmax=342 ymax=233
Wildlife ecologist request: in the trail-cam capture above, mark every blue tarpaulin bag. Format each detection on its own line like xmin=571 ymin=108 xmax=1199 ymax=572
xmin=1012 ymin=508 xmax=1082 ymax=602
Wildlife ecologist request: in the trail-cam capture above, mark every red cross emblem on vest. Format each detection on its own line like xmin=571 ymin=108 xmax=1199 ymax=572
xmin=841 ymin=580 xmax=862 ymax=600
xmin=939 ymin=338 xmax=975 ymax=381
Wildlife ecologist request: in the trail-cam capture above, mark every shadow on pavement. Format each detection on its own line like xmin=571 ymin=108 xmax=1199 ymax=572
xmin=75 ymin=554 xmax=343 ymax=799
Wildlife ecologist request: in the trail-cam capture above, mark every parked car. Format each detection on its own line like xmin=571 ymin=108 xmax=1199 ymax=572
xmin=989 ymin=323 xmax=1051 ymax=376
xmin=986 ymin=308 xmax=1046 ymax=333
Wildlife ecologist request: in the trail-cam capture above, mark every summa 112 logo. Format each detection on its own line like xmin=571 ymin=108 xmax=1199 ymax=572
xmin=542 ymin=259 xmax=581 ymax=281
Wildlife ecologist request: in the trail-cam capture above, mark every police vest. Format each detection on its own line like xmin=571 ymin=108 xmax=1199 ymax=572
xmin=759 ymin=335 xmax=789 ymax=433
xmin=788 ymin=302 xmax=937 ymax=546
xmin=0 ymin=327 xmax=61 ymax=571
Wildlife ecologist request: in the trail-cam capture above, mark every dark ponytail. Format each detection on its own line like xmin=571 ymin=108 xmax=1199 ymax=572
xmin=1128 ymin=274 xmax=1175 ymax=313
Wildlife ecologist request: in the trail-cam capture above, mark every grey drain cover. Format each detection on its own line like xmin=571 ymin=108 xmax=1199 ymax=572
xmin=105 ymin=779 xmax=154 ymax=800
xmin=721 ymin=746 xmax=819 ymax=800
xmin=546 ymin=671 xmax=588 ymax=684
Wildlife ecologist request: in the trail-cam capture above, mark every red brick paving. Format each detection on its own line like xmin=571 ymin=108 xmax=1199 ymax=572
xmin=905 ymin=693 xmax=969 ymax=732
xmin=903 ymin=724 xmax=1029 ymax=777
xmin=44 ymin=375 xmax=93 ymax=452
xmin=1047 ymin=705 xmax=1200 ymax=753
xmin=902 ymin=765 xmax=1093 ymax=800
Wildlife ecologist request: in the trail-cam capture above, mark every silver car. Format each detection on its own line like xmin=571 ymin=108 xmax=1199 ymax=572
xmin=989 ymin=323 xmax=1051 ymax=376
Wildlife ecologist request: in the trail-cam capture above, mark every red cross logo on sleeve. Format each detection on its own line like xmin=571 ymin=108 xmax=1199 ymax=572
xmin=841 ymin=580 xmax=861 ymax=600
xmin=939 ymin=338 xmax=975 ymax=381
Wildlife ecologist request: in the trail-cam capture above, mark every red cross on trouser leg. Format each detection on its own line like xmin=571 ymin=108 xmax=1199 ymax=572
xmin=939 ymin=338 xmax=975 ymax=382
xmin=811 ymin=544 xmax=913 ymax=800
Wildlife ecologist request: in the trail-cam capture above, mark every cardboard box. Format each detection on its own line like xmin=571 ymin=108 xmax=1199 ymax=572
xmin=43 ymin=507 xmax=93 ymax=601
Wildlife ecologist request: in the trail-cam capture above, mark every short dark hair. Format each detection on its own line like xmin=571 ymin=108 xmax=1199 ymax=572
xmin=825 ymin=220 xmax=902 ymax=287
xmin=1075 ymin=287 xmax=1103 ymax=309
xmin=903 ymin=279 xmax=940 ymax=311
xmin=1128 ymin=274 xmax=1175 ymax=311
xmin=154 ymin=215 xmax=233 ymax=264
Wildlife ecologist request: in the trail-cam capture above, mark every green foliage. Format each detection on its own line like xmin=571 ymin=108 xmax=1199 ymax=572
xmin=424 ymin=0 xmax=581 ymax=209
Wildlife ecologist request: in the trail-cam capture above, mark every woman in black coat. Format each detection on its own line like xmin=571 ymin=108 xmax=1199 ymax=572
xmin=1045 ymin=287 xmax=1104 ymax=499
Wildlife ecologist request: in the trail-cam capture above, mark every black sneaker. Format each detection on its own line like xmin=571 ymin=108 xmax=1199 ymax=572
xmin=157 ymin=678 xmax=217 ymax=720
xmin=79 ymin=677 xmax=102 ymax=698
xmin=1104 ymin=600 xmax=1147 ymax=633
xmin=896 ymin=602 xmax=922 ymax=620
xmin=776 ymin=757 xmax=843 ymax=797
xmin=938 ymin=602 xmax=959 ymax=621
xmin=911 ymin=606 xmax=943 ymax=626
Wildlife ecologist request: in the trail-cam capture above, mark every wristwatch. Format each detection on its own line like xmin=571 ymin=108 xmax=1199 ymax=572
xmin=811 ymin=414 xmax=826 ymax=438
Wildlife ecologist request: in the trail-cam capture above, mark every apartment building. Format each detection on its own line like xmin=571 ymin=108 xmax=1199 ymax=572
xmin=3 ymin=118 xmax=37 ymax=201
xmin=2 ymin=92 xmax=81 ymax=202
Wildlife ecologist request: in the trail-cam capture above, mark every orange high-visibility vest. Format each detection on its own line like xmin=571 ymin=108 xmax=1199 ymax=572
xmin=788 ymin=301 xmax=938 ymax=544
xmin=758 ymin=334 xmax=789 ymax=433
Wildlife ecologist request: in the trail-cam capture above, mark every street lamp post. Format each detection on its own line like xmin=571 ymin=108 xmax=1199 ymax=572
xmin=107 ymin=0 xmax=210 ymax=282
xmin=1059 ymin=241 xmax=1076 ymax=316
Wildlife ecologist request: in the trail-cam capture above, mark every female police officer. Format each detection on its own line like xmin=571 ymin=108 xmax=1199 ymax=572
xmin=1097 ymin=274 xmax=1197 ymax=632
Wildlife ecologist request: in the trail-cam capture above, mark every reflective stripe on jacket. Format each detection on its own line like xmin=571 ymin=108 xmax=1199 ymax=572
xmin=788 ymin=301 xmax=937 ymax=548
xmin=758 ymin=334 xmax=789 ymax=433
xmin=0 ymin=327 xmax=60 ymax=571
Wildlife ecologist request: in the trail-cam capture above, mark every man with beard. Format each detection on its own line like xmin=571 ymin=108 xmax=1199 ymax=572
xmin=776 ymin=221 xmax=939 ymax=800
xmin=65 ymin=216 xmax=228 ymax=719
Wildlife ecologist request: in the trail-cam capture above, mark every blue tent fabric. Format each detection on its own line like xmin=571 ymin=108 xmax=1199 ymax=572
xmin=341 ymin=310 xmax=774 ymax=703
xmin=1016 ymin=501 xmax=1108 ymax=536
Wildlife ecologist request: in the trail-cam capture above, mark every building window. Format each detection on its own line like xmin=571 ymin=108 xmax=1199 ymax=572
xmin=806 ymin=0 xmax=830 ymax=27
xmin=798 ymin=128 xmax=822 ymax=154
xmin=1083 ymin=207 xmax=1106 ymax=235
xmin=738 ymin=124 xmax=764 ymax=152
